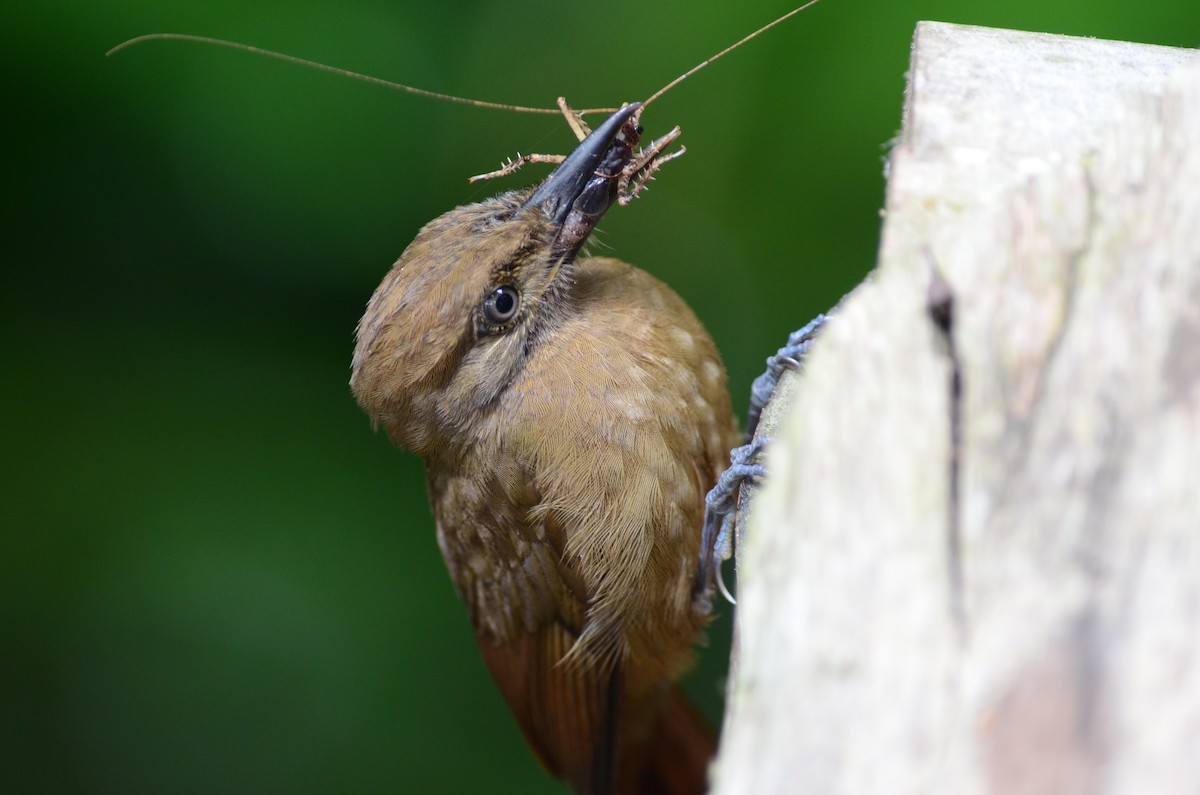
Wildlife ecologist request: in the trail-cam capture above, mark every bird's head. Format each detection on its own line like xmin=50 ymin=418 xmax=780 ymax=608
xmin=350 ymin=105 xmax=643 ymax=458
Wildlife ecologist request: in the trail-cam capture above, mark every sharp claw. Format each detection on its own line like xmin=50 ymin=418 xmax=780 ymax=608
xmin=699 ymin=313 xmax=830 ymax=603
xmin=699 ymin=436 xmax=774 ymax=604
xmin=716 ymin=560 xmax=737 ymax=605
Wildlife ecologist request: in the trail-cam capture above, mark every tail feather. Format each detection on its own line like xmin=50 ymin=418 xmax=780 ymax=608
xmin=624 ymin=686 xmax=717 ymax=795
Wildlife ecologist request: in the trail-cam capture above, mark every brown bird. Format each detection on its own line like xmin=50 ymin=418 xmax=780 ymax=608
xmin=351 ymin=104 xmax=739 ymax=795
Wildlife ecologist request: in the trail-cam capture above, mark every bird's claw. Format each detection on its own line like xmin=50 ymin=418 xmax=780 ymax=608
xmin=699 ymin=436 xmax=772 ymax=604
xmin=697 ymin=313 xmax=828 ymax=605
xmin=746 ymin=314 xmax=826 ymax=438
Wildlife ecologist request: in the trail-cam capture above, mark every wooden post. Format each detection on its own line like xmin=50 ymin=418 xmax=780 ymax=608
xmin=711 ymin=22 xmax=1200 ymax=795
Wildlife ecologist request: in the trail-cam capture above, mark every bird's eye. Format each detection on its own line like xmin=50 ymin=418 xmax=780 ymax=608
xmin=482 ymin=285 xmax=520 ymax=326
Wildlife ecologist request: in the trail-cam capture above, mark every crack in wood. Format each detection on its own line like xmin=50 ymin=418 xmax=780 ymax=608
xmin=927 ymin=261 xmax=966 ymax=640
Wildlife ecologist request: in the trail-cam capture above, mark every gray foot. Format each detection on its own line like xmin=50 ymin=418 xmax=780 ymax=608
xmin=696 ymin=313 xmax=828 ymax=604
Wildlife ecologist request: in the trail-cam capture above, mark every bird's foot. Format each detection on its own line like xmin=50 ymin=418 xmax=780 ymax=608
xmin=698 ymin=436 xmax=771 ymax=605
xmin=696 ymin=313 xmax=828 ymax=605
xmin=746 ymin=313 xmax=826 ymax=438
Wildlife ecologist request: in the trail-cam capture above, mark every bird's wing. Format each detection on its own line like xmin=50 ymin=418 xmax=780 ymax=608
xmin=429 ymin=464 xmax=621 ymax=795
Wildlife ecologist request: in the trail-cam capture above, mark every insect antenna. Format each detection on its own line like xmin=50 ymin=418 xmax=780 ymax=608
xmin=641 ymin=0 xmax=827 ymax=111
xmin=106 ymin=33 xmax=566 ymax=116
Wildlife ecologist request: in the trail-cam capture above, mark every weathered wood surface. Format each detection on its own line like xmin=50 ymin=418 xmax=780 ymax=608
xmin=712 ymin=22 xmax=1200 ymax=795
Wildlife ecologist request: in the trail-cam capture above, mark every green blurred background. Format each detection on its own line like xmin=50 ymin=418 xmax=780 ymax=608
xmin=5 ymin=1 xmax=1197 ymax=792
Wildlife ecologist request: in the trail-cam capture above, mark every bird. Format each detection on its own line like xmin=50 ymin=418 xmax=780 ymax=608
xmin=351 ymin=103 xmax=739 ymax=795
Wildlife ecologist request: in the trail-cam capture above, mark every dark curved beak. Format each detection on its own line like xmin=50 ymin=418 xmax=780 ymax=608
xmin=523 ymin=103 xmax=641 ymax=255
